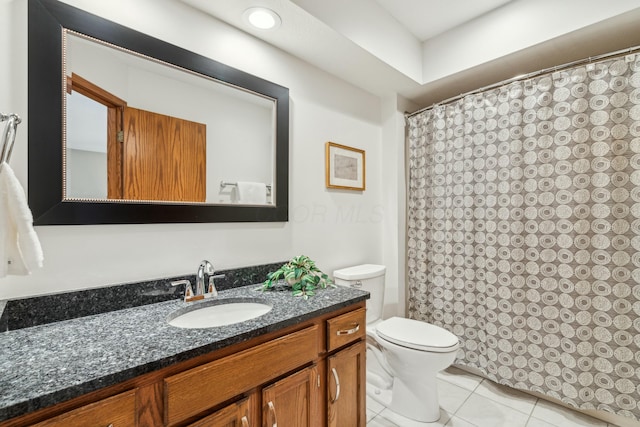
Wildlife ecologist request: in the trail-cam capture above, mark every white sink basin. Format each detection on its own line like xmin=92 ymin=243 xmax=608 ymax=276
xmin=168 ymin=298 xmax=272 ymax=329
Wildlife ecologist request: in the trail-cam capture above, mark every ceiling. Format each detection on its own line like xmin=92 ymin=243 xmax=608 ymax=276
xmin=179 ymin=0 xmax=640 ymax=109
xmin=375 ymin=0 xmax=512 ymax=41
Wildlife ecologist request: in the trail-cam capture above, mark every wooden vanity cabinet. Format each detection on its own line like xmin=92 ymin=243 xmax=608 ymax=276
xmin=0 ymin=302 xmax=366 ymax=427
xmin=164 ymin=325 xmax=320 ymax=426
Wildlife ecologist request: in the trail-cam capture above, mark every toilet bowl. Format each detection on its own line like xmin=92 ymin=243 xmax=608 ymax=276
xmin=333 ymin=265 xmax=459 ymax=423
xmin=370 ymin=317 xmax=459 ymax=422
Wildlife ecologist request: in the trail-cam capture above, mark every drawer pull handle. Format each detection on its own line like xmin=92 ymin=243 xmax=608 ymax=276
xmin=330 ymin=367 xmax=341 ymax=403
xmin=241 ymin=415 xmax=249 ymax=427
xmin=336 ymin=323 xmax=360 ymax=336
xmin=268 ymin=400 xmax=278 ymax=427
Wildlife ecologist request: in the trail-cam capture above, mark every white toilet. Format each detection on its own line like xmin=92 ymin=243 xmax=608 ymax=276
xmin=333 ymin=264 xmax=459 ymax=423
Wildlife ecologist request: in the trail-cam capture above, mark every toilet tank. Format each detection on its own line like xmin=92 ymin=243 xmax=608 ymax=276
xmin=333 ymin=264 xmax=386 ymax=324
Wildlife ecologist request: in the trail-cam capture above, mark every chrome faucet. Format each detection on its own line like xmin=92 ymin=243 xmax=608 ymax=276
xmin=196 ymin=260 xmax=215 ymax=297
xmin=196 ymin=259 xmax=218 ymax=296
xmin=172 ymin=260 xmax=225 ymax=302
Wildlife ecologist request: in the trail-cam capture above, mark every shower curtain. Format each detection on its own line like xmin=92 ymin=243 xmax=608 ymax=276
xmin=407 ymin=52 xmax=640 ymax=420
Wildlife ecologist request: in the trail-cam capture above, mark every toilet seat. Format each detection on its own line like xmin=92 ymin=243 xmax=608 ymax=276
xmin=376 ymin=317 xmax=459 ymax=353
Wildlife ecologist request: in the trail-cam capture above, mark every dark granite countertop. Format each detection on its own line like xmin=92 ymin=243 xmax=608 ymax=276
xmin=0 ymin=284 xmax=368 ymax=422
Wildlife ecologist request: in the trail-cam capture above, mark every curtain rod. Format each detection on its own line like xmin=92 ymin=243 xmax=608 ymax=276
xmin=406 ymin=43 xmax=640 ymax=119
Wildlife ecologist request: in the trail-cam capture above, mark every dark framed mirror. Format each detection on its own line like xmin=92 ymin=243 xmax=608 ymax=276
xmin=28 ymin=0 xmax=289 ymax=224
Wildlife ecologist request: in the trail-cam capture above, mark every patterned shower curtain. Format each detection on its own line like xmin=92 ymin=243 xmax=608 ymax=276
xmin=407 ymin=52 xmax=640 ymax=420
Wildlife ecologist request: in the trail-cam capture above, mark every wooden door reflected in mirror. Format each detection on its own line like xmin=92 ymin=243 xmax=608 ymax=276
xmin=123 ymin=107 xmax=206 ymax=202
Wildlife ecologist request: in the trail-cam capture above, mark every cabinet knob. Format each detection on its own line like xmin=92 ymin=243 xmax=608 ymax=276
xmin=336 ymin=322 xmax=360 ymax=336
xmin=241 ymin=415 xmax=249 ymax=427
xmin=267 ymin=400 xmax=278 ymax=427
xmin=330 ymin=367 xmax=341 ymax=403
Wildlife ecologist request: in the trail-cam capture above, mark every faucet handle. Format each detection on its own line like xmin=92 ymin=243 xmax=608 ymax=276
xmin=206 ymin=274 xmax=225 ymax=298
xmin=171 ymin=279 xmax=196 ymax=302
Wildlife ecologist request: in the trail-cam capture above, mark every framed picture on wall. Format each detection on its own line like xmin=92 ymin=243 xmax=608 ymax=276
xmin=325 ymin=142 xmax=366 ymax=191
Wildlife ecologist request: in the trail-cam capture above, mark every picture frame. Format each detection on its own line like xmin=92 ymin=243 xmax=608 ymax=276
xmin=325 ymin=142 xmax=366 ymax=191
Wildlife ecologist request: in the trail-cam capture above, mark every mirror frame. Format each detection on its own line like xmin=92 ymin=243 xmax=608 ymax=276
xmin=28 ymin=0 xmax=289 ymax=224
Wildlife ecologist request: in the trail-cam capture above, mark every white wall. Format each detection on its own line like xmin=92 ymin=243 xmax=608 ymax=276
xmin=380 ymin=94 xmax=418 ymax=318
xmin=0 ymin=0 xmax=385 ymax=299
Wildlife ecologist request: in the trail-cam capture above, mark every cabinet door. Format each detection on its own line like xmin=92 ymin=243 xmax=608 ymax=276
xmin=262 ymin=365 xmax=321 ymax=427
xmin=187 ymin=394 xmax=255 ymax=427
xmin=327 ymin=341 xmax=366 ymax=427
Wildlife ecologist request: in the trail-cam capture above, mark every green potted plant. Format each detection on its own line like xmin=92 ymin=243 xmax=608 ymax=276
xmin=263 ymin=255 xmax=335 ymax=299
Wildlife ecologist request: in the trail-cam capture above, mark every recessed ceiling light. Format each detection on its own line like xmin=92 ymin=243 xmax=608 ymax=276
xmin=243 ymin=7 xmax=281 ymax=30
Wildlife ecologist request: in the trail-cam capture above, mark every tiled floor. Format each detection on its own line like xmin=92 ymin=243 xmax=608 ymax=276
xmin=366 ymin=367 xmax=625 ymax=427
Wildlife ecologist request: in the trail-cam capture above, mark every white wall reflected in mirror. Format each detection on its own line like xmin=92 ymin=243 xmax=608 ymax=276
xmin=66 ymin=91 xmax=108 ymax=199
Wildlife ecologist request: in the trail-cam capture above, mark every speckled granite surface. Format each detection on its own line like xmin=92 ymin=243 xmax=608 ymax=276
xmin=0 ymin=261 xmax=284 ymax=331
xmin=0 ymin=283 xmax=368 ymax=422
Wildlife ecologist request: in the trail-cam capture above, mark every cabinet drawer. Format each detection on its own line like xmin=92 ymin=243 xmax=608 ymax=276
xmin=31 ymin=389 xmax=137 ymax=427
xmin=327 ymin=308 xmax=366 ymax=352
xmin=164 ymin=325 xmax=320 ymax=426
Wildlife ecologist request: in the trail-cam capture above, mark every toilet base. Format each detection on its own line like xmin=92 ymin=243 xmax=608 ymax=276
xmin=391 ymin=376 xmax=441 ymax=422
xmin=366 ymin=379 xmax=392 ymax=406
xmin=365 ymin=319 xmax=458 ymax=423
xmin=366 ymin=380 xmax=443 ymax=424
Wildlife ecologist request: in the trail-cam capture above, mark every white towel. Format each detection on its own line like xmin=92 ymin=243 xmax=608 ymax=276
xmin=0 ymin=162 xmax=44 ymax=277
xmin=235 ymin=181 xmax=267 ymax=204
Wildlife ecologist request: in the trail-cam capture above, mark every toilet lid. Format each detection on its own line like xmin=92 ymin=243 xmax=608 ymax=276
xmin=376 ymin=317 xmax=459 ymax=353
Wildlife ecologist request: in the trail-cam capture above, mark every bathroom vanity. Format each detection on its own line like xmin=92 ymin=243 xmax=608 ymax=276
xmin=0 ymin=283 xmax=368 ymax=426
